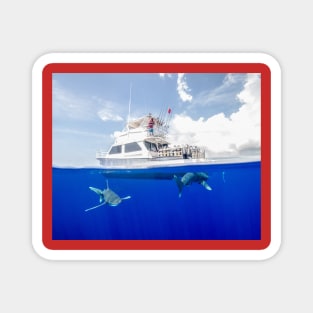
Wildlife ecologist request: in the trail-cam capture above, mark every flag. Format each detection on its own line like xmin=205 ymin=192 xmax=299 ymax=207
xmin=167 ymin=108 xmax=172 ymax=114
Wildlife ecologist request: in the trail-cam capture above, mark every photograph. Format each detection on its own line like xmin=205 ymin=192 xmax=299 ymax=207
xmin=52 ymin=66 xmax=264 ymax=243
xmin=33 ymin=54 xmax=276 ymax=258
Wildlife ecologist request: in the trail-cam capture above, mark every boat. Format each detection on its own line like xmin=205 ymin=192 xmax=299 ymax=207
xmin=96 ymin=112 xmax=211 ymax=169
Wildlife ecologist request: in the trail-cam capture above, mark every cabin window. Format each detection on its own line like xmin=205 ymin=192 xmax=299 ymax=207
xmin=108 ymin=145 xmax=122 ymax=154
xmin=144 ymin=141 xmax=158 ymax=152
xmin=159 ymin=143 xmax=168 ymax=149
xmin=124 ymin=142 xmax=142 ymax=153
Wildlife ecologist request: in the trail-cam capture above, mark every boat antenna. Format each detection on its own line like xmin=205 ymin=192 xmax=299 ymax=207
xmin=127 ymin=83 xmax=132 ymax=131
xmin=158 ymin=105 xmax=166 ymax=126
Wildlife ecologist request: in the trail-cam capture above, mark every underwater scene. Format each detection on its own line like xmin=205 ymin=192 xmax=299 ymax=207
xmin=52 ymin=161 xmax=261 ymax=240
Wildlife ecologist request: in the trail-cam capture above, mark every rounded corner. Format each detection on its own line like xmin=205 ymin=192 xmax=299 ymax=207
xmin=32 ymin=53 xmax=59 ymax=75
xmin=258 ymin=237 xmax=282 ymax=261
xmin=32 ymin=238 xmax=56 ymax=261
xmin=259 ymin=52 xmax=282 ymax=74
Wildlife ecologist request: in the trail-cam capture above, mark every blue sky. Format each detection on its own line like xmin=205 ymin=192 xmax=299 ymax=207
xmin=52 ymin=72 xmax=260 ymax=167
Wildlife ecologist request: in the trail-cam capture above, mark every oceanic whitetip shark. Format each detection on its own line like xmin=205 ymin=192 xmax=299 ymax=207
xmin=85 ymin=180 xmax=131 ymax=212
xmin=173 ymin=172 xmax=212 ymax=198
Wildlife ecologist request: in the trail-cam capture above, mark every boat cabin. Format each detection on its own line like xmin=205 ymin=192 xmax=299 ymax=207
xmin=96 ymin=113 xmax=206 ymax=167
xmin=106 ymin=138 xmax=169 ymax=160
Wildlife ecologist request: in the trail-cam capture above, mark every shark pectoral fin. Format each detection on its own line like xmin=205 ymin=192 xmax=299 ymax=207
xmin=174 ymin=175 xmax=184 ymax=196
xmin=85 ymin=202 xmax=106 ymax=212
xmin=122 ymin=196 xmax=131 ymax=200
xmin=89 ymin=187 xmax=105 ymax=203
xmin=201 ymin=181 xmax=212 ymax=191
xmin=89 ymin=186 xmax=103 ymax=195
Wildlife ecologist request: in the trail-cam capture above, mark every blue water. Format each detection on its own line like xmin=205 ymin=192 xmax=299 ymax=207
xmin=52 ymin=162 xmax=261 ymax=240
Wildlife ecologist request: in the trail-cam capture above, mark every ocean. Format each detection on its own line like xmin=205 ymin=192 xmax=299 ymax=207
xmin=52 ymin=161 xmax=261 ymax=240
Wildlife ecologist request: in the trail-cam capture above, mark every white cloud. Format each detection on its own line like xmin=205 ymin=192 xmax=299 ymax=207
xmin=177 ymin=73 xmax=193 ymax=102
xmin=53 ymin=80 xmax=124 ymax=122
xmin=92 ymin=97 xmax=124 ymax=122
xmin=53 ymin=79 xmax=95 ymax=120
xmin=236 ymin=74 xmax=260 ymax=107
xmin=97 ymin=108 xmax=123 ymax=122
xmin=223 ymin=73 xmax=243 ymax=86
xmin=193 ymin=73 xmax=246 ymax=108
xmin=159 ymin=73 xmax=172 ymax=78
xmin=168 ymin=74 xmax=260 ymax=158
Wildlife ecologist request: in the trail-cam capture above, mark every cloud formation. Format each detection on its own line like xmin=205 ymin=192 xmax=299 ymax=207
xmin=159 ymin=73 xmax=172 ymax=78
xmin=159 ymin=73 xmax=193 ymax=103
xmin=97 ymin=107 xmax=123 ymax=122
xmin=177 ymin=73 xmax=193 ymax=102
xmin=53 ymin=79 xmax=95 ymax=120
xmin=92 ymin=96 xmax=123 ymax=122
xmin=53 ymin=80 xmax=123 ymax=122
xmin=192 ymin=74 xmax=246 ymax=111
xmin=168 ymin=74 xmax=260 ymax=158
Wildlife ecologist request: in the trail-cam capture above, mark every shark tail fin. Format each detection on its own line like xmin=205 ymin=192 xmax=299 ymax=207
xmin=174 ymin=175 xmax=183 ymax=198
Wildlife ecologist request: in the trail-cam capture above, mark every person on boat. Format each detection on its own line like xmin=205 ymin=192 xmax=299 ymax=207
xmin=147 ymin=114 xmax=155 ymax=136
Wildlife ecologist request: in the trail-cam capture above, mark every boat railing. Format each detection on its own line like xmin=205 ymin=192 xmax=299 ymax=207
xmin=158 ymin=145 xmax=205 ymax=159
xmin=96 ymin=150 xmax=108 ymax=159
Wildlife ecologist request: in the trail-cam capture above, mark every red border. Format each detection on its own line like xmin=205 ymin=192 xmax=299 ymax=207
xmin=42 ymin=63 xmax=271 ymax=250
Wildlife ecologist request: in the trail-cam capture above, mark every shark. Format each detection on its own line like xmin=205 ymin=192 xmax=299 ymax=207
xmin=173 ymin=172 xmax=212 ymax=198
xmin=85 ymin=180 xmax=131 ymax=212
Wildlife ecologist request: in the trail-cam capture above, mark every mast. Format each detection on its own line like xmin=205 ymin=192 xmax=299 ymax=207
xmin=127 ymin=84 xmax=132 ymax=132
xmin=157 ymin=106 xmax=172 ymax=136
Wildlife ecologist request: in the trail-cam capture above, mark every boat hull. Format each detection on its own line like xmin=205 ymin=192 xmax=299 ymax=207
xmin=97 ymin=155 xmax=260 ymax=169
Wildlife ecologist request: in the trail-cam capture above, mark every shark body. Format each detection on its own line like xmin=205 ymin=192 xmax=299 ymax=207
xmin=173 ymin=172 xmax=212 ymax=197
xmin=85 ymin=181 xmax=131 ymax=212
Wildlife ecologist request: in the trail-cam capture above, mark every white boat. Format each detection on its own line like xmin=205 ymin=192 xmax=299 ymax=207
xmin=96 ymin=113 xmax=212 ymax=169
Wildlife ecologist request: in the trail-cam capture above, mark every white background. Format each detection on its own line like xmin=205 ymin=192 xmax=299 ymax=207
xmin=1 ymin=1 xmax=310 ymax=312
